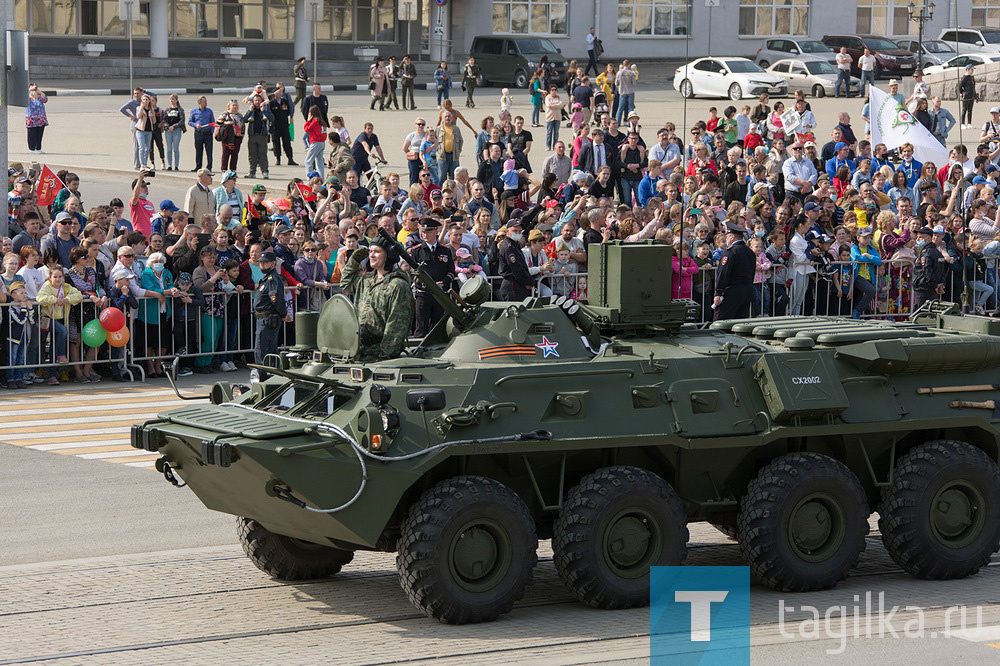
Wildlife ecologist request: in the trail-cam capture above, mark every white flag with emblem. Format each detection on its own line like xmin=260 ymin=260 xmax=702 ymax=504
xmin=869 ymin=85 xmax=950 ymax=166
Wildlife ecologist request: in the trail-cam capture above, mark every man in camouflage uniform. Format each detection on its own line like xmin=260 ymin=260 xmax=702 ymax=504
xmin=340 ymin=235 xmax=414 ymax=361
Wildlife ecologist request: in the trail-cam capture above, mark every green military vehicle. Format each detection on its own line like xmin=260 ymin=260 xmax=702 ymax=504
xmin=136 ymin=239 xmax=1000 ymax=624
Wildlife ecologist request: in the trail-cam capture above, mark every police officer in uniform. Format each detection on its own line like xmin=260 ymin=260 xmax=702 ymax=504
xmin=410 ymin=217 xmax=456 ymax=337
xmin=713 ymin=223 xmax=756 ymax=320
xmin=498 ymin=218 xmax=533 ymax=301
xmin=912 ymin=226 xmax=947 ymax=309
xmin=252 ymin=250 xmax=290 ymax=379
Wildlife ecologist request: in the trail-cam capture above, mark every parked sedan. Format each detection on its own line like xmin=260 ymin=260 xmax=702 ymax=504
xmin=755 ymin=38 xmax=837 ymax=68
xmin=895 ymin=39 xmax=957 ymax=66
xmin=674 ymin=57 xmax=788 ymax=100
xmin=922 ymin=53 xmax=1000 ymax=76
xmin=767 ymin=59 xmax=861 ymax=98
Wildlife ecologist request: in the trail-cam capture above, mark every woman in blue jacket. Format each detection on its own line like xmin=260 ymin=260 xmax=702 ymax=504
xmin=138 ymin=252 xmax=175 ymax=378
xmin=434 ymin=62 xmax=451 ymax=109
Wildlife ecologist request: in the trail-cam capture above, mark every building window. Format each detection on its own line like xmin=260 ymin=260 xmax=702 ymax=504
xmin=492 ymin=1 xmax=568 ymax=35
xmin=972 ymin=0 xmax=1000 ymax=28
xmin=856 ymin=0 xmax=888 ymax=35
xmin=220 ymin=0 xmax=263 ymax=39
xmin=357 ymin=0 xmax=395 ymax=42
xmin=617 ymin=0 xmax=689 ymax=37
xmin=14 ymin=0 xmax=29 ymax=30
xmin=173 ymin=0 xmax=218 ymax=38
xmin=738 ymin=0 xmax=808 ymax=36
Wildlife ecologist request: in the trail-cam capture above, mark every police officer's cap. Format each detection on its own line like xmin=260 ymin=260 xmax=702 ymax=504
xmin=260 ymin=250 xmax=277 ymax=263
xmin=726 ymin=221 xmax=749 ymax=234
xmin=370 ymin=235 xmax=400 ymax=266
xmin=419 ymin=216 xmax=441 ymax=230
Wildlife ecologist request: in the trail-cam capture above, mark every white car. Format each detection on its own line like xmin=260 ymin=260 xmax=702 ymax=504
xmin=938 ymin=28 xmax=1000 ymax=55
xmin=922 ymin=53 xmax=1000 ymax=76
xmin=895 ymin=39 xmax=957 ymax=66
xmin=674 ymin=57 xmax=788 ymax=101
xmin=766 ymin=59 xmax=862 ymax=98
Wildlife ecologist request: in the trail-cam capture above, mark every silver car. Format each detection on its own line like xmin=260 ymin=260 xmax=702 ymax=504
xmin=766 ymin=59 xmax=862 ymax=98
xmin=896 ymin=39 xmax=957 ymax=66
xmin=754 ymin=38 xmax=837 ymax=68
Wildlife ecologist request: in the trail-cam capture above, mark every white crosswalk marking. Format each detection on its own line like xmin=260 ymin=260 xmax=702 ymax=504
xmin=0 ymin=385 xmax=204 ymax=469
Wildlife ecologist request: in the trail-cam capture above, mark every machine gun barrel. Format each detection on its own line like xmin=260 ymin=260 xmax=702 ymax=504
xmin=378 ymin=228 xmax=471 ymax=330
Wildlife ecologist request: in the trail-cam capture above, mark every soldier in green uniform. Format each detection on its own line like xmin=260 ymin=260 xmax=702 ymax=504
xmin=252 ymin=250 xmax=291 ymax=380
xmin=340 ymin=235 xmax=415 ymax=361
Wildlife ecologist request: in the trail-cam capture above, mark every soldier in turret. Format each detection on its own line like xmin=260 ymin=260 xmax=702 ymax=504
xmin=341 ymin=235 xmax=415 ymax=360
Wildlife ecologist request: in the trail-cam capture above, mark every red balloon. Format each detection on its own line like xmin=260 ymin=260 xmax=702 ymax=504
xmin=99 ymin=307 xmax=126 ymax=332
xmin=107 ymin=327 xmax=130 ymax=348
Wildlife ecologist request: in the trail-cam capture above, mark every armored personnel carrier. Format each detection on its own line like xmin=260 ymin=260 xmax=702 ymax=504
xmin=136 ymin=239 xmax=1000 ymax=624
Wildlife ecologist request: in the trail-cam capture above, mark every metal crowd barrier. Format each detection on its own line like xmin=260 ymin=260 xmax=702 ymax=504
xmin=2 ymin=258 xmax=993 ymax=384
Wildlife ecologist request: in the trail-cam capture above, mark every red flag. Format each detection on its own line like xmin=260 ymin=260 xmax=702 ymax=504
xmin=296 ymin=182 xmax=317 ymax=202
xmin=36 ymin=165 xmax=65 ymax=207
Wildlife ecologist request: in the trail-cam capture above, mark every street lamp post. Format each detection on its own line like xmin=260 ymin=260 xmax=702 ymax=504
xmin=907 ymin=1 xmax=936 ymax=71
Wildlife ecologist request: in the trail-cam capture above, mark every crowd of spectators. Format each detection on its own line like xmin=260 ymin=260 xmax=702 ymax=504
xmin=4 ymin=64 xmax=1000 ymax=390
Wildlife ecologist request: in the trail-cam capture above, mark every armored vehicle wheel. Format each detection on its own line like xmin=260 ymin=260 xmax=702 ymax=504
xmin=737 ymin=453 xmax=868 ymax=592
xmin=553 ymin=466 xmax=688 ymax=609
xmin=396 ymin=476 xmax=537 ymax=624
xmin=878 ymin=440 xmax=1000 ymax=580
xmin=237 ymin=517 xmax=354 ymax=581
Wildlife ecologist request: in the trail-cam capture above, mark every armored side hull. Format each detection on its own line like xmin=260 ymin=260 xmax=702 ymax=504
xmin=135 ymin=243 xmax=1000 ymax=623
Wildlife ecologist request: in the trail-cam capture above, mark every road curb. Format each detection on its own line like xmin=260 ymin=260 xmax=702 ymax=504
xmin=46 ymin=83 xmax=441 ymax=97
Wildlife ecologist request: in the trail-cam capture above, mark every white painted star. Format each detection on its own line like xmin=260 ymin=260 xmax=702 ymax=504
xmin=535 ymin=336 xmax=560 ymax=358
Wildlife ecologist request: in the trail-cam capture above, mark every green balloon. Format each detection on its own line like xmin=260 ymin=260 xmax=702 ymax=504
xmin=82 ymin=319 xmax=108 ymax=347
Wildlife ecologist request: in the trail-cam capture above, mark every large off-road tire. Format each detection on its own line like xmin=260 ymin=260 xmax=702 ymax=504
xmin=879 ymin=440 xmax=1000 ymax=580
xmin=237 ymin=516 xmax=354 ymax=580
xmin=553 ymin=466 xmax=688 ymax=609
xmin=396 ymin=475 xmax=537 ymax=624
xmin=737 ymin=452 xmax=869 ymax=592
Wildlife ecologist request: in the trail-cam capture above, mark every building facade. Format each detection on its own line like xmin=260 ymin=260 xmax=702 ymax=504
xmin=14 ymin=0 xmax=1000 ymax=61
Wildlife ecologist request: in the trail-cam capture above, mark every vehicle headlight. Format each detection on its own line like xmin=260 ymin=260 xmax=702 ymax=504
xmin=381 ymin=410 xmax=399 ymax=432
xmin=527 ymin=60 xmax=536 ymax=68
xmin=882 ymin=54 xmax=897 ymax=60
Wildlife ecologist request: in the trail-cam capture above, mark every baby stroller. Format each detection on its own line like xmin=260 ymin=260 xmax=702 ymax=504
xmin=592 ymin=91 xmax=609 ymax=125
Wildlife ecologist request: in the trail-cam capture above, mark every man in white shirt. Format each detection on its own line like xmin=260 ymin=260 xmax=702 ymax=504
xmin=835 ymin=47 xmax=853 ymax=99
xmin=782 ymin=142 xmax=818 ymax=201
xmin=858 ymin=48 xmax=876 ymax=96
xmin=649 ymin=127 xmax=681 ymax=172
xmin=906 ymin=71 xmax=930 ymax=111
